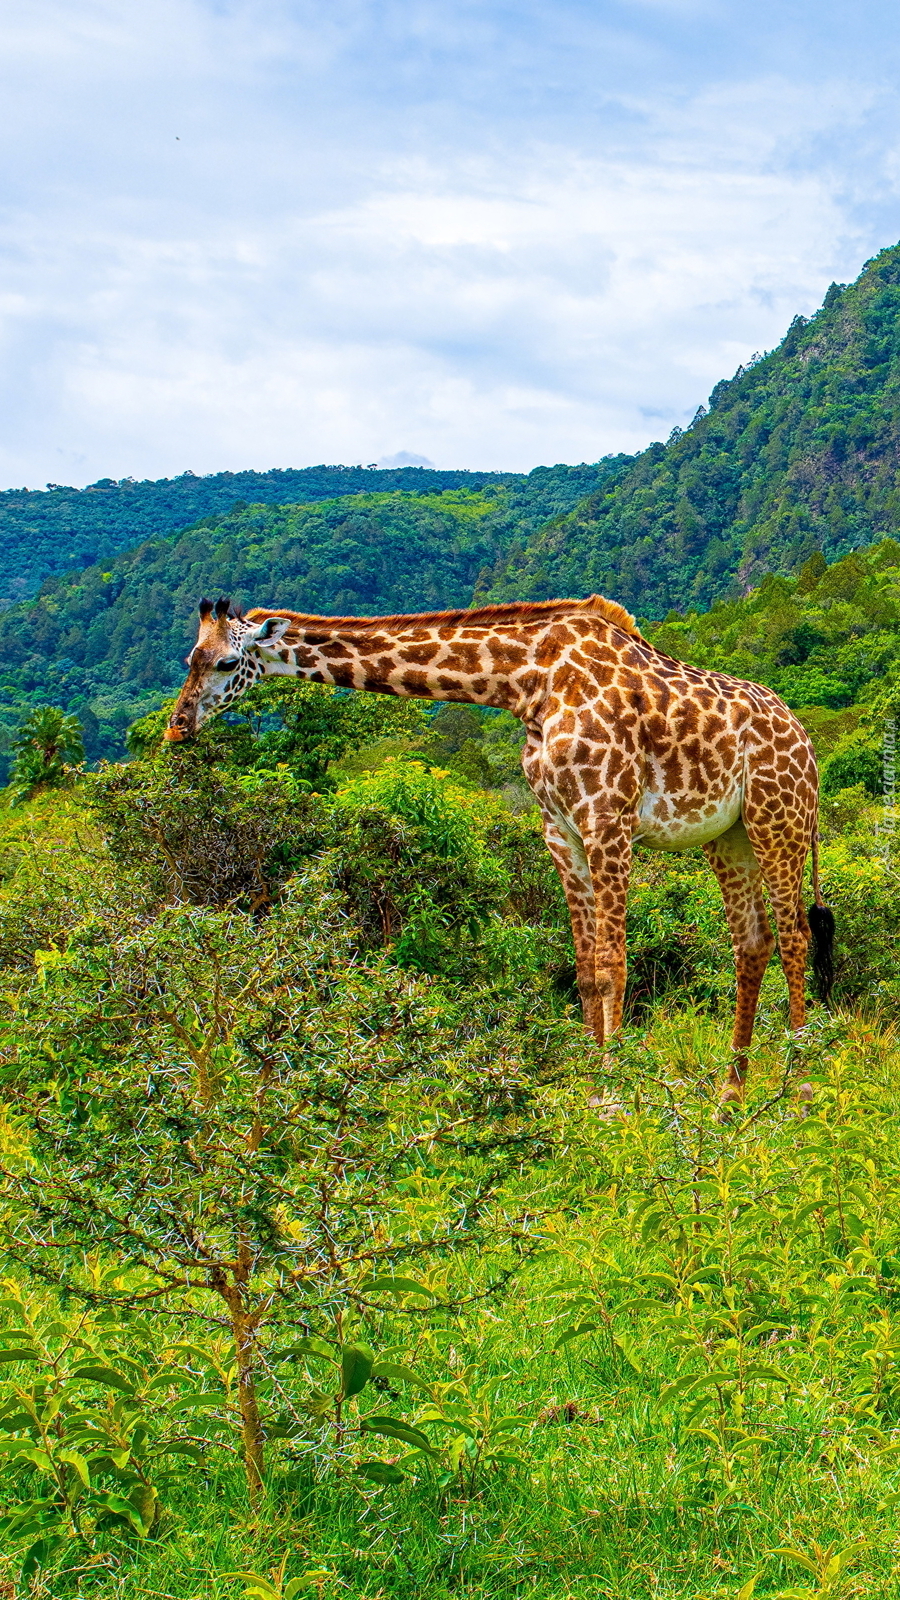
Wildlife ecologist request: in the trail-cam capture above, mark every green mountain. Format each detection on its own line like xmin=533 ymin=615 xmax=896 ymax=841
xmin=0 ymin=463 xmax=526 ymax=610
xmin=486 ymin=242 xmax=900 ymax=615
xmin=5 ymin=238 xmax=900 ymax=770
xmin=0 ymin=461 xmax=629 ymax=763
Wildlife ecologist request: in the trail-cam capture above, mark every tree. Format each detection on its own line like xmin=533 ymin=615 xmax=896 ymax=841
xmin=8 ymin=706 xmax=84 ymax=805
xmin=127 ymin=681 xmax=426 ymax=789
xmin=0 ymin=889 xmax=564 ymax=1503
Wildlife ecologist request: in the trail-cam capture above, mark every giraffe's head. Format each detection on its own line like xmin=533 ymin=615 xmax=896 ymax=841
xmin=163 ymin=597 xmax=293 ymax=741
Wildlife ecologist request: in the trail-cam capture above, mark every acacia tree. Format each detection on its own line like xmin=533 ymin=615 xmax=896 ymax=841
xmin=0 ymin=883 xmax=565 ymax=1502
xmin=127 ymin=680 xmax=426 ymax=788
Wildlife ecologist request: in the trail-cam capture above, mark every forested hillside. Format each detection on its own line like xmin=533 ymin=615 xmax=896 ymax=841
xmin=0 ymin=462 xmax=630 ymax=763
xmin=0 ymin=459 xmax=634 ymax=611
xmin=0 ymin=464 xmax=522 ymax=610
xmin=5 ymin=240 xmax=900 ymax=767
xmin=487 ymin=242 xmax=900 ymax=614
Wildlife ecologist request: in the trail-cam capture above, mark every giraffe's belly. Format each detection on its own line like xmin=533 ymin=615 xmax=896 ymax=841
xmin=634 ymin=783 xmax=744 ymax=852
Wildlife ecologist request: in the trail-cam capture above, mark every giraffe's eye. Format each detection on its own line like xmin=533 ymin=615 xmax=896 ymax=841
xmin=217 ymin=655 xmax=240 ymax=672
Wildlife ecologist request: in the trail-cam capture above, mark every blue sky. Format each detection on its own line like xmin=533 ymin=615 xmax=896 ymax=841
xmin=2 ymin=0 xmax=900 ymax=486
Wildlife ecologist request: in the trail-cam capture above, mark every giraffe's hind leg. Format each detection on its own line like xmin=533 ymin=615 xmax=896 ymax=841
xmin=741 ymin=817 xmax=815 ymax=1038
xmin=703 ymin=821 xmax=776 ymax=1106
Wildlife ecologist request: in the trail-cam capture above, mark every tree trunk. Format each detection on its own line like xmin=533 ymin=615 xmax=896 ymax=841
xmin=232 ymin=1300 xmax=265 ymax=1503
xmin=212 ymin=1270 xmax=264 ymax=1503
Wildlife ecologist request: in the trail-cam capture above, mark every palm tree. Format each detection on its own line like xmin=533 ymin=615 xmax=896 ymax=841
xmin=8 ymin=706 xmax=85 ymax=805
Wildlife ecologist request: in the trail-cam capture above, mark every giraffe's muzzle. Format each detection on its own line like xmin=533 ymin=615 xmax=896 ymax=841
xmin=163 ymin=726 xmax=189 ymax=742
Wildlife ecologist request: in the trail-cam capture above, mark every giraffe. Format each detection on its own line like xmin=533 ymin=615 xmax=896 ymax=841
xmin=165 ymin=593 xmax=835 ymax=1104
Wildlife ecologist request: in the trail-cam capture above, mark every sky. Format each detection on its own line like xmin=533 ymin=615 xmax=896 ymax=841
xmin=3 ymin=1 xmax=900 ymax=488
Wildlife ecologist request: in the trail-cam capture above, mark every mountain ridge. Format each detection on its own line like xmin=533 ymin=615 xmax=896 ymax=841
xmin=0 ymin=464 xmax=526 ymax=610
xmin=485 ymin=241 xmax=900 ymax=615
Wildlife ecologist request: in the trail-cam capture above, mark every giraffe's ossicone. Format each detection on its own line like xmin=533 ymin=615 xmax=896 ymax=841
xmin=166 ymin=593 xmax=835 ymax=1104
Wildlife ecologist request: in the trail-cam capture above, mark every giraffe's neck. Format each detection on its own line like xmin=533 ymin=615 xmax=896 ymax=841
xmin=247 ymin=614 xmax=552 ymax=716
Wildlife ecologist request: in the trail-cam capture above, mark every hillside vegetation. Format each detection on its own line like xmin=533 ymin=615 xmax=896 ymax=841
xmin=487 ymin=242 xmax=900 ymax=614
xmin=0 ymin=465 xmax=524 ymax=610
xmin=0 ymin=463 xmax=629 ymax=766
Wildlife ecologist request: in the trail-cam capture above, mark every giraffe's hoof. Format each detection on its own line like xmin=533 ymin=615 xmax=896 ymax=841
xmin=716 ymin=1086 xmax=743 ymax=1123
xmin=587 ymin=1089 xmax=624 ymax=1119
xmin=796 ymin=1080 xmax=814 ymax=1117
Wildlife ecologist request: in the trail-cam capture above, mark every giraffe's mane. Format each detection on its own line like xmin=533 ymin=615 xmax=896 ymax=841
xmin=245 ymin=594 xmax=644 ymax=639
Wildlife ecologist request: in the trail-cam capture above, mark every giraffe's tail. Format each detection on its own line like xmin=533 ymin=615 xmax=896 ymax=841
xmin=807 ymin=827 xmax=835 ymax=1007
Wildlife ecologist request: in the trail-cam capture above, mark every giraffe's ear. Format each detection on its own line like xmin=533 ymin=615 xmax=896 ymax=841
xmin=247 ymin=615 xmax=292 ymax=652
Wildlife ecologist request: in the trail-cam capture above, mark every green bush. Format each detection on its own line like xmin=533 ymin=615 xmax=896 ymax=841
xmin=88 ymin=741 xmax=331 ymax=910
xmin=821 ymin=736 xmax=884 ymax=796
xmin=0 ymin=878 xmax=575 ymax=1515
xmin=0 ymin=792 xmax=107 ymax=969
xmin=327 ymin=762 xmax=516 ymax=973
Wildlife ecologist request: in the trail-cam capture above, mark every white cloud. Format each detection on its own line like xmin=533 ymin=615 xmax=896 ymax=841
xmin=1 ymin=1 xmax=900 ymax=484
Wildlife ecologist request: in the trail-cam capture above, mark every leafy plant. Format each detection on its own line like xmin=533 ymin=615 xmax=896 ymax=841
xmin=87 ymin=740 xmax=331 ymax=909
xmin=0 ymin=1284 xmax=206 ymax=1580
xmin=358 ymin=1361 xmax=534 ymax=1495
xmin=7 ymin=706 xmax=84 ymax=805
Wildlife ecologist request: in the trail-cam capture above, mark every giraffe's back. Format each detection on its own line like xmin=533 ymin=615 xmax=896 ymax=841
xmin=536 ymin=621 xmax=818 ymax=854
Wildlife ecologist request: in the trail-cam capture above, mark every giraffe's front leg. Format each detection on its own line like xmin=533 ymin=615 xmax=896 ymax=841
xmin=582 ymin=817 xmax=633 ymax=1046
xmin=537 ymin=813 xmax=601 ymax=1037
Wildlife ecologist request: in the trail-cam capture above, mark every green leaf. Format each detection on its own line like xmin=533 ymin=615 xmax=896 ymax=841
xmin=92 ymin=1490 xmax=149 ymax=1537
xmin=0 ymin=1346 xmax=39 ymax=1363
xmin=370 ymin=1360 xmax=431 ymax=1392
xmin=152 ymin=1440 xmax=205 ymax=1463
xmin=553 ymin=1321 xmax=598 ymax=1350
xmin=93 ymin=1445 xmax=131 ymax=1470
xmin=221 ymin=1572 xmax=280 ymax=1599
xmin=58 ymin=1448 xmax=91 ymax=1488
xmin=770 ymin=1546 xmax=818 ymax=1575
xmin=128 ymin=1483 xmax=158 ymax=1533
xmin=363 ymin=1276 xmax=436 ymax=1300
xmin=360 ymin=1415 xmax=433 ymax=1451
xmin=276 ymin=1337 xmax=336 ymax=1365
xmin=21 ymin=1535 xmax=67 ymax=1581
xmin=170 ymin=1389 xmax=226 ymax=1412
xmin=743 ymin=1363 xmax=791 ymax=1384
xmin=340 ymin=1341 xmax=374 ymax=1399
xmin=0 ymin=1503 xmax=66 ymax=1539
xmin=72 ymin=1362 xmax=135 ymax=1394
xmin=355 ymin=1460 xmax=406 ymax=1484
